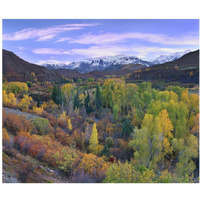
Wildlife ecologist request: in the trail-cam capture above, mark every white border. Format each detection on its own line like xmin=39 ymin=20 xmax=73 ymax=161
xmin=0 ymin=0 xmax=200 ymax=200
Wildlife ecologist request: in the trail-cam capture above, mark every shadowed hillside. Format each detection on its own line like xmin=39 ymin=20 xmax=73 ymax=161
xmin=127 ymin=50 xmax=199 ymax=84
xmin=3 ymin=50 xmax=81 ymax=82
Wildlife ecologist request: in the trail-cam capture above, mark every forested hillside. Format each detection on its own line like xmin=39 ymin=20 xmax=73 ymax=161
xmin=3 ymin=79 xmax=199 ymax=183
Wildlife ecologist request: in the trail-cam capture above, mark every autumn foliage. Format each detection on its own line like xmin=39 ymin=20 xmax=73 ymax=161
xmin=2 ymin=80 xmax=199 ymax=183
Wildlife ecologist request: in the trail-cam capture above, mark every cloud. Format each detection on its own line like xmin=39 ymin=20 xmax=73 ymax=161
xmin=68 ymin=32 xmax=199 ymax=46
xmin=55 ymin=37 xmax=71 ymax=43
xmin=32 ymin=46 xmax=129 ymax=57
xmin=3 ymin=23 xmax=99 ymax=41
xmin=70 ymin=45 xmax=129 ymax=57
xmin=36 ymin=34 xmax=56 ymax=41
xmin=17 ymin=47 xmax=25 ymax=50
xmin=37 ymin=59 xmax=70 ymax=65
xmin=32 ymin=45 xmax=191 ymax=60
xmin=129 ymin=46 xmax=190 ymax=59
xmin=32 ymin=48 xmax=70 ymax=54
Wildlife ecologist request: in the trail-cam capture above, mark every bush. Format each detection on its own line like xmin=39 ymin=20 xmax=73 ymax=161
xmin=3 ymin=111 xmax=33 ymax=135
xmin=77 ymin=154 xmax=109 ymax=182
xmin=33 ymin=117 xmax=51 ymax=135
xmin=26 ymin=81 xmax=33 ymax=88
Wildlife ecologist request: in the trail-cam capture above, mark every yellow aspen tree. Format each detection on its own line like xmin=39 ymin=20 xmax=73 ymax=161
xmin=33 ymin=106 xmax=44 ymax=115
xmin=59 ymin=111 xmax=67 ymax=121
xmin=157 ymin=109 xmax=174 ymax=139
xmin=155 ymin=109 xmax=174 ymax=166
xmin=89 ymin=123 xmax=99 ymax=154
xmin=3 ymin=90 xmax=8 ymax=105
xmin=19 ymin=94 xmax=32 ymax=111
xmin=3 ymin=128 xmax=10 ymax=143
xmin=8 ymin=93 xmax=17 ymax=106
xmin=68 ymin=118 xmax=73 ymax=131
xmin=181 ymin=90 xmax=190 ymax=104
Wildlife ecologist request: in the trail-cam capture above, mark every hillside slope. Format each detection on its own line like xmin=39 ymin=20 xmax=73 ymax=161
xmin=127 ymin=50 xmax=199 ymax=84
xmin=3 ymin=50 xmax=81 ymax=82
xmin=3 ymin=50 xmax=60 ymax=82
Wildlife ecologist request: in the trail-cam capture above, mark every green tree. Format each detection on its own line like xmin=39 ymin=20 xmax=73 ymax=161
xmin=52 ymin=84 xmax=57 ymax=104
xmin=138 ymin=82 xmax=152 ymax=93
xmin=85 ymin=90 xmax=92 ymax=114
xmin=121 ymin=118 xmax=133 ymax=139
xmin=113 ymin=104 xmax=119 ymax=121
xmin=77 ymin=78 xmax=82 ymax=83
xmin=52 ymin=84 xmax=62 ymax=105
xmin=173 ymin=135 xmax=198 ymax=178
xmin=95 ymin=83 xmax=103 ymax=111
xmin=61 ymin=83 xmax=73 ymax=107
xmin=105 ymin=136 xmax=114 ymax=148
xmin=100 ymin=144 xmax=111 ymax=157
xmin=87 ymin=78 xmax=94 ymax=82
xmin=166 ymin=85 xmax=184 ymax=99
xmin=37 ymin=96 xmax=41 ymax=108
xmin=104 ymin=162 xmax=157 ymax=183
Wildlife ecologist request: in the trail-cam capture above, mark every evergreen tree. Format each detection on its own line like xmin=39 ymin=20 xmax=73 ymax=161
xmin=57 ymin=85 xmax=63 ymax=105
xmin=121 ymin=118 xmax=133 ymax=140
xmin=52 ymin=84 xmax=63 ymax=105
xmin=85 ymin=90 xmax=92 ymax=114
xmin=95 ymin=83 xmax=103 ymax=111
xmin=37 ymin=96 xmax=41 ymax=108
xmin=52 ymin=84 xmax=57 ymax=103
xmin=105 ymin=136 xmax=114 ymax=148
xmin=100 ymin=144 xmax=111 ymax=157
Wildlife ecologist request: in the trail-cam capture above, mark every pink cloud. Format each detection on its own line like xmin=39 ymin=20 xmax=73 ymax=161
xmin=3 ymin=23 xmax=99 ymax=41
xmin=32 ymin=45 xmax=192 ymax=60
xmin=55 ymin=37 xmax=71 ymax=43
xmin=68 ymin=32 xmax=199 ymax=46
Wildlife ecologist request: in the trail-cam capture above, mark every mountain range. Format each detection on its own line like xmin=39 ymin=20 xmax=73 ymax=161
xmin=42 ymin=50 xmax=191 ymax=73
xmin=2 ymin=49 xmax=199 ymax=85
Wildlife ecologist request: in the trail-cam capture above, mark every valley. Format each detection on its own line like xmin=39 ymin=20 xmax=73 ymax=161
xmin=2 ymin=48 xmax=199 ymax=183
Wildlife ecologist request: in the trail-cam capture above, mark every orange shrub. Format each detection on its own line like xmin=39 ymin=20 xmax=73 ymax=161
xmin=3 ymin=128 xmax=10 ymax=144
xmin=55 ymin=127 xmax=71 ymax=145
xmin=3 ymin=111 xmax=33 ymax=135
xmin=41 ymin=111 xmax=57 ymax=127
xmin=77 ymin=154 xmax=109 ymax=181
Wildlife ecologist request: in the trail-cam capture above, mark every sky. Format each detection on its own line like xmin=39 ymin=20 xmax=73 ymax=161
xmin=3 ymin=19 xmax=199 ymax=65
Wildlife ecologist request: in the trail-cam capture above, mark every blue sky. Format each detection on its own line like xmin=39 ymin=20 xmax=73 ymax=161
xmin=3 ymin=19 xmax=199 ymax=64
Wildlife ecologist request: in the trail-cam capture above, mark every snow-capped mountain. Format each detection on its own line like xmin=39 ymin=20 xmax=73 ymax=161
xmin=152 ymin=50 xmax=191 ymax=65
xmin=67 ymin=55 xmax=153 ymax=73
xmin=42 ymin=54 xmax=153 ymax=73
xmin=42 ymin=50 xmax=192 ymax=73
xmin=42 ymin=63 xmax=68 ymax=70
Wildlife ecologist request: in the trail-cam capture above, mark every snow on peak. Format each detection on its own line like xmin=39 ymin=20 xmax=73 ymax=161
xmin=153 ymin=50 xmax=191 ymax=65
xmin=42 ymin=50 xmax=191 ymax=73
